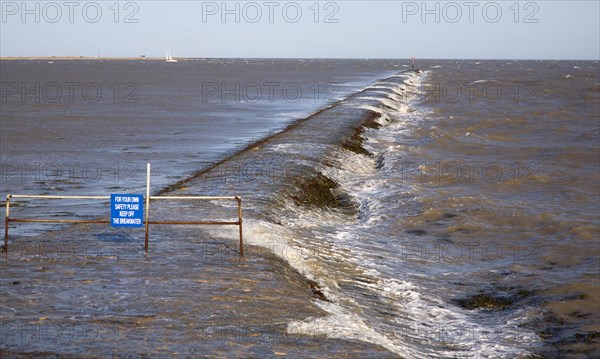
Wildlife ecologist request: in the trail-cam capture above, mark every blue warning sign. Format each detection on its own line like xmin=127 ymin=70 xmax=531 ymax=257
xmin=110 ymin=194 xmax=144 ymax=228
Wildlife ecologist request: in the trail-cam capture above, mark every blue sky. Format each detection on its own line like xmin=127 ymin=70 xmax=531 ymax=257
xmin=1 ymin=0 xmax=599 ymax=59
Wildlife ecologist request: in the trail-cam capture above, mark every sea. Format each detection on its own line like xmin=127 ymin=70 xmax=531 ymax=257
xmin=1 ymin=59 xmax=599 ymax=358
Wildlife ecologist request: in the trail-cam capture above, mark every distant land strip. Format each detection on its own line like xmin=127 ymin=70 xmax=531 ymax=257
xmin=0 ymin=56 xmax=182 ymax=61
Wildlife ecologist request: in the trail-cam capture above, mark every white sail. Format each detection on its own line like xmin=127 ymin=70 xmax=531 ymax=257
xmin=166 ymin=48 xmax=177 ymax=62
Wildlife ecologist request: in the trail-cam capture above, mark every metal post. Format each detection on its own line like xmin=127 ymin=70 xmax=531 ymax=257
xmin=236 ymin=196 xmax=243 ymax=257
xmin=144 ymin=163 xmax=151 ymax=252
xmin=4 ymin=195 xmax=10 ymax=253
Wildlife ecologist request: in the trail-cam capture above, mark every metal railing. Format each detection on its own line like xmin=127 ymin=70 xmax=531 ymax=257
xmin=3 ymin=194 xmax=243 ymax=256
xmin=3 ymin=163 xmax=243 ymax=256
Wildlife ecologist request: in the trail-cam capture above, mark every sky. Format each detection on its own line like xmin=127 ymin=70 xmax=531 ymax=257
xmin=1 ymin=0 xmax=599 ymax=59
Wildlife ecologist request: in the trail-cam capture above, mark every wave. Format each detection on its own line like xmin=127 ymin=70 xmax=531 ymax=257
xmin=171 ymin=69 xmax=539 ymax=357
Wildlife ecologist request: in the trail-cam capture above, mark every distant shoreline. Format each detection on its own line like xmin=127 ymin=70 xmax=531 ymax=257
xmin=0 ymin=56 xmax=170 ymax=61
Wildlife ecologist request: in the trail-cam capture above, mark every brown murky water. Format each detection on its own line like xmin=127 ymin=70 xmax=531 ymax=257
xmin=1 ymin=59 xmax=599 ymax=357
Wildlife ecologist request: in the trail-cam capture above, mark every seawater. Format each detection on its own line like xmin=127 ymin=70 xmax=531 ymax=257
xmin=1 ymin=59 xmax=598 ymax=358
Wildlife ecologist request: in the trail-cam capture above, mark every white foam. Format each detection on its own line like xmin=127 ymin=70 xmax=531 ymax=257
xmin=356 ymin=96 xmax=409 ymax=112
xmin=288 ymin=301 xmax=414 ymax=358
xmin=468 ymin=79 xmax=495 ymax=85
xmin=206 ymin=71 xmax=540 ymax=357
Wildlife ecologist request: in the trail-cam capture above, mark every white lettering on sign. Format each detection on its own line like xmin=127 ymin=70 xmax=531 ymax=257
xmin=110 ymin=194 xmax=143 ymax=228
xmin=113 ymin=203 xmax=139 ymax=210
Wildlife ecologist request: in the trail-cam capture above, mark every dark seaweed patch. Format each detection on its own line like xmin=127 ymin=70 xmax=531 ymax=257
xmin=290 ymin=172 xmax=339 ymax=209
xmin=341 ymin=126 xmax=371 ymax=156
xmin=340 ymin=111 xmax=382 ymax=156
xmin=362 ymin=113 xmax=382 ymax=129
xmin=289 ymin=172 xmax=358 ymax=215
xmin=307 ymin=279 xmax=332 ymax=302
xmin=455 ymin=293 xmax=514 ymax=310
xmin=455 ymin=288 xmax=534 ymax=311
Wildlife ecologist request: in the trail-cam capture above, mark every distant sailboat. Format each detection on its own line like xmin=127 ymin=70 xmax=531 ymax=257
xmin=166 ymin=48 xmax=177 ymax=63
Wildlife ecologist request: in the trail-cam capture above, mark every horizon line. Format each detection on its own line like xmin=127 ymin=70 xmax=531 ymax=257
xmin=1 ymin=56 xmax=598 ymax=61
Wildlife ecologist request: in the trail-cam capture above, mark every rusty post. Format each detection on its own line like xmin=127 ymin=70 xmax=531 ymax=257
xmin=4 ymin=195 xmax=10 ymax=253
xmin=237 ymin=196 xmax=243 ymax=257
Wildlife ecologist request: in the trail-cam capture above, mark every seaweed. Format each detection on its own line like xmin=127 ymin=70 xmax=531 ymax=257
xmin=454 ymin=289 xmax=534 ymax=311
xmin=363 ymin=113 xmax=382 ymax=129
xmin=288 ymin=172 xmax=358 ymax=217
xmin=340 ymin=110 xmax=382 ymax=156
xmin=290 ymin=172 xmax=340 ymax=209
xmin=307 ymin=279 xmax=332 ymax=302
xmin=455 ymin=293 xmax=514 ymax=311
xmin=341 ymin=126 xmax=371 ymax=156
